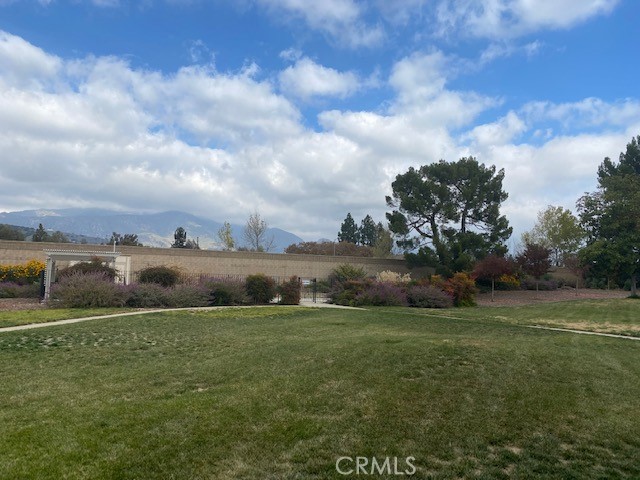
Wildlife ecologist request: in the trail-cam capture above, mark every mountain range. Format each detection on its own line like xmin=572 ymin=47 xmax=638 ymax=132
xmin=0 ymin=209 xmax=303 ymax=253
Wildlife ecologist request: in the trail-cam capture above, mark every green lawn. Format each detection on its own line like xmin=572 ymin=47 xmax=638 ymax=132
xmin=452 ymin=298 xmax=640 ymax=337
xmin=0 ymin=307 xmax=137 ymax=328
xmin=1 ymin=303 xmax=639 ymax=479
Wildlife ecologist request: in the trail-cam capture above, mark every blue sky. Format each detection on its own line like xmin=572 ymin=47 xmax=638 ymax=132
xmin=0 ymin=0 xmax=638 ymax=246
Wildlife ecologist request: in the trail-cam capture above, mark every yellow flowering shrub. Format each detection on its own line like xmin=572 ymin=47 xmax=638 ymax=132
xmin=0 ymin=260 xmax=46 ymax=284
xmin=496 ymin=273 xmax=520 ymax=290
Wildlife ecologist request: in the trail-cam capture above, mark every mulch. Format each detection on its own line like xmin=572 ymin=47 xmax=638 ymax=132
xmin=0 ymin=298 xmax=46 ymax=311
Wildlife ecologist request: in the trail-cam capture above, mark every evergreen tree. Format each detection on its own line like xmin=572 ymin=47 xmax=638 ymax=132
xmin=172 ymin=227 xmax=187 ymax=248
xmin=32 ymin=223 xmax=48 ymax=242
xmin=578 ymin=134 xmax=640 ymax=295
xmin=338 ymin=213 xmax=359 ymax=244
xmin=0 ymin=224 xmax=25 ymax=241
xmin=387 ymin=157 xmax=511 ymax=275
xmin=359 ymin=215 xmax=377 ymax=246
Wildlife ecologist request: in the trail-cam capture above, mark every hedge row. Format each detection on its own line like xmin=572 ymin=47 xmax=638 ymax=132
xmin=49 ymin=271 xmax=301 ymax=308
xmin=327 ymin=267 xmax=476 ymax=308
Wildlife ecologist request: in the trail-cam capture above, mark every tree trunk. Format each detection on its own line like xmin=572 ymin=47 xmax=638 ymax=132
xmin=631 ymin=274 xmax=638 ymax=297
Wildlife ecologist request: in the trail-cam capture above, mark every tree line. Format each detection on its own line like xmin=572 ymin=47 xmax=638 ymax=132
xmin=381 ymin=135 xmax=639 ymax=295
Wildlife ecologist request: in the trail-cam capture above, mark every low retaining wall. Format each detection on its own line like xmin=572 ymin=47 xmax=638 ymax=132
xmin=0 ymin=240 xmax=410 ymax=280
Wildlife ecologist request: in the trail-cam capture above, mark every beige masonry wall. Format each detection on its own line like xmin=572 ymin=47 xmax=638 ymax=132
xmin=0 ymin=240 xmax=410 ymax=279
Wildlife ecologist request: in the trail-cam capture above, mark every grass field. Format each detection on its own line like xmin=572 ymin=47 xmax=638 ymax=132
xmin=0 ymin=307 xmax=137 ymax=329
xmin=1 ymin=301 xmax=639 ymax=479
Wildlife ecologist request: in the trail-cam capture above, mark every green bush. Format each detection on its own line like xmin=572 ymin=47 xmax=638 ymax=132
xmin=245 ymin=274 xmax=276 ymax=304
xmin=328 ymin=279 xmax=372 ymax=306
xmin=329 ymin=264 xmax=367 ymax=283
xmin=138 ymin=266 xmax=180 ymax=288
xmin=51 ymin=272 xmax=127 ymax=308
xmin=204 ymin=278 xmax=248 ymax=306
xmin=278 ymin=276 xmax=301 ymax=305
xmin=57 ymin=257 xmax=117 ymax=281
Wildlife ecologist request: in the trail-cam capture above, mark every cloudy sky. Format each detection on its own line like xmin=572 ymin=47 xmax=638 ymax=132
xmin=0 ymin=0 xmax=638 ymax=244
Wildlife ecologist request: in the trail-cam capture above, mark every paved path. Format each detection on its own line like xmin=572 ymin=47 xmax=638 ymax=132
xmin=1 ymin=304 xmax=637 ymax=341
xmin=525 ymin=325 xmax=640 ymax=341
xmin=0 ymin=301 xmax=362 ymax=333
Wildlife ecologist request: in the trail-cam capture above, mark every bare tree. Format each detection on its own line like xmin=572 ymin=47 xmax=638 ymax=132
xmin=243 ymin=212 xmax=275 ymax=252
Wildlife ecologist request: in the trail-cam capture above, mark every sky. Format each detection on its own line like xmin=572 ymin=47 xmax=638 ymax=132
xmin=0 ymin=0 xmax=639 ymax=246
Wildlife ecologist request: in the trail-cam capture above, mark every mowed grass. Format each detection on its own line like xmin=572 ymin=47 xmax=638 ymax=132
xmin=452 ymin=298 xmax=640 ymax=337
xmin=1 ymin=304 xmax=639 ymax=479
xmin=0 ymin=308 xmax=136 ymax=328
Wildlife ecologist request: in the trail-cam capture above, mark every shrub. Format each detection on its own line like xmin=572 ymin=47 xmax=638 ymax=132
xmin=496 ymin=274 xmax=521 ymax=290
xmin=245 ymin=274 xmax=276 ymax=304
xmin=521 ymin=279 xmax=559 ymax=291
xmin=125 ymin=283 xmax=170 ymax=308
xmin=167 ymin=283 xmax=210 ymax=308
xmin=57 ymin=257 xmax=117 ymax=281
xmin=51 ymin=272 xmax=127 ymax=308
xmin=278 ymin=276 xmax=301 ymax=305
xmin=328 ymin=278 xmax=372 ymax=306
xmin=204 ymin=277 xmax=248 ymax=306
xmin=354 ymin=282 xmax=407 ymax=306
xmin=0 ymin=282 xmax=40 ymax=299
xmin=443 ymin=272 xmax=477 ymax=307
xmin=406 ymin=285 xmax=453 ymax=308
xmin=0 ymin=260 xmax=46 ymax=285
xmin=328 ymin=264 xmax=370 ymax=306
xmin=375 ymin=270 xmax=412 ymax=284
xmin=138 ymin=266 xmax=181 ymax=287
xmin=329 ymin=264 xmax=367 ymax=283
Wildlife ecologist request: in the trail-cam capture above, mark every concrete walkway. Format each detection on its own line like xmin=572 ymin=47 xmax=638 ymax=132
xmin=1 ymin=304 xmax=637 ymax=341
xmin=0 ymin=301 xmax=363 ymax=333
xmin=525 ymin=325 xmax=640 ymax=341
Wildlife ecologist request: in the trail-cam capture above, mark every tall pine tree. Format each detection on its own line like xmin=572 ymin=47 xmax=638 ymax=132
xmin=338 ymin=213 xmax=359 ymax=244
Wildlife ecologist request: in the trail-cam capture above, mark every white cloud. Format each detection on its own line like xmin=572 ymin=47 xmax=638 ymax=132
xmin=255 ymin=0 xmax=385 ymax=48
xmin=0 ymin=31 xmax=638 ymax=243
xmin=388 ymin=51 xmax=499 ymax=128
xmin=522 ymin=98 xmax=640 ymax=130
xmin=0 ymin=31 xmax=62 ymax=89
xmin=278 ymin=58 xmax=361 ymax=100
xmin=435 ymin=0 xmax=618 ymax=38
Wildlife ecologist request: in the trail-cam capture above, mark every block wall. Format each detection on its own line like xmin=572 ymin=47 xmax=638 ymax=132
xmin=0 ymin=240 xmax=411 ymax=280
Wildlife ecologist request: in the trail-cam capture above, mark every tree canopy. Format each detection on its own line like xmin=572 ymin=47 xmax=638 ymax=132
xmin=243 ymin=212 xmax=274 ymax=252
xmin=337 ymin=213 xmax=359 ymax=244
xmin=217 ymin=221 xmax=236 ymax=251
xmin=109 ymin=232 xmax=143 ymax=247
xmin=387 ymin=157 xmax=512 ymax=275
xmin=521 ymin=205 xmax=584 ymax=266
xmin=0 ymin=224 xmax=25 ymax=241
xmin=578 ymin=135 xmax=640 ymax=295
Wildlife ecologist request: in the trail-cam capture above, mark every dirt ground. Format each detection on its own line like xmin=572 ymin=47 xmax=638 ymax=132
xmin=0 ymin=298 xmax=46 ymax=311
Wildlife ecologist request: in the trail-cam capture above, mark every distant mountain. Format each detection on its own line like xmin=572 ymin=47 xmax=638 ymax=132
xmin=0 ymin=209 xmax=303 ymax=253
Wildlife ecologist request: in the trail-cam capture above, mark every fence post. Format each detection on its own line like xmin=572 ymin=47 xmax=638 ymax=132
xmin=312 ymin=278 xmax=317 ymax=303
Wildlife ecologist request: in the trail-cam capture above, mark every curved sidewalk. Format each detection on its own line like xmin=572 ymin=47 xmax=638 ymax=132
xmin=0 ymin=301 xmax=362 ymax=333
